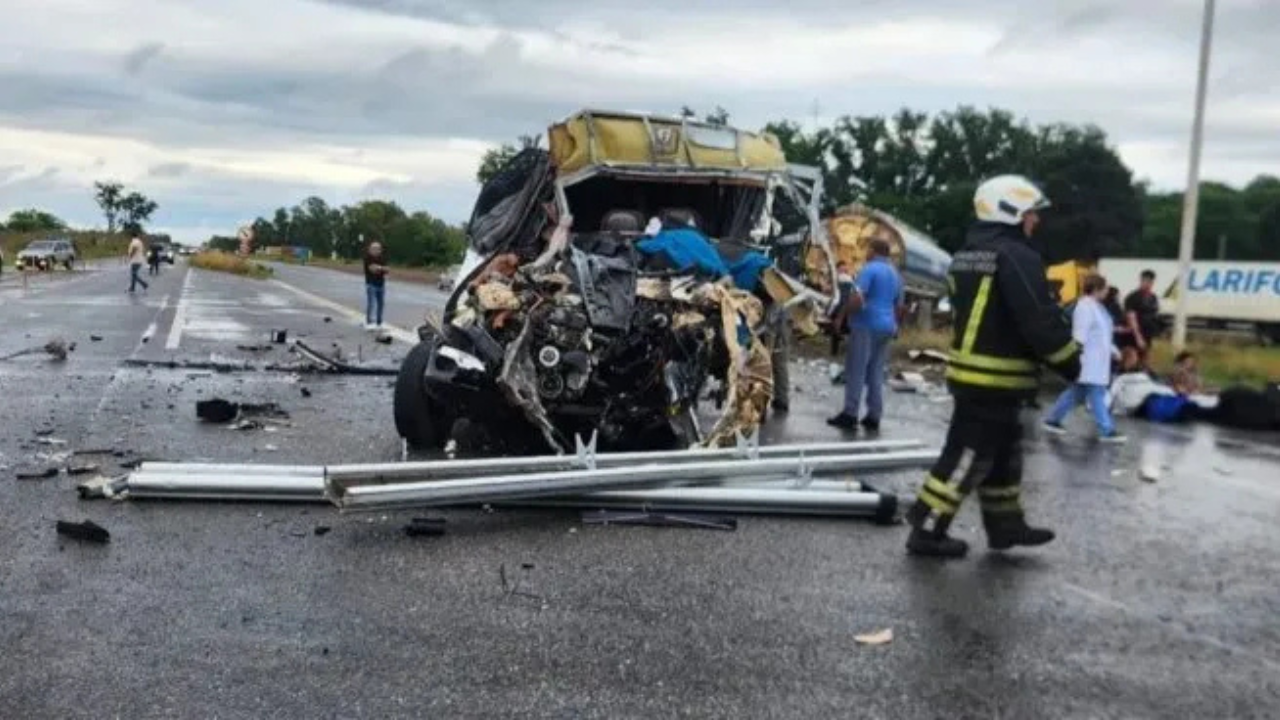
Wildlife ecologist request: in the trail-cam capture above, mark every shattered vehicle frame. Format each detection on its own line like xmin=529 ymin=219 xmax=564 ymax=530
xmin=395 ymin=109 xmax=838 ymax=455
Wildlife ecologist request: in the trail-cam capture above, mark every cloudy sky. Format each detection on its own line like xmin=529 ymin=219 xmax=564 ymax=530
xmin=1 ymin=0 xmax=1275 ymax=242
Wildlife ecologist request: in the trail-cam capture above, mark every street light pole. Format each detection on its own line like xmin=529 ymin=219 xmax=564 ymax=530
xmin=1172 ymin=0 xmax=1216 ymax=350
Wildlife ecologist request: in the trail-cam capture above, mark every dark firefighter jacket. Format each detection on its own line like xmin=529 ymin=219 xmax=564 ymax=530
xmin=945 ymin=222 xmax=1081 ymax=400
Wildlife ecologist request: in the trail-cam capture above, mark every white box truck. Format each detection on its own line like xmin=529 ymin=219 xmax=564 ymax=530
xmin=1096 ymin=258 xmax=1280 ymax=343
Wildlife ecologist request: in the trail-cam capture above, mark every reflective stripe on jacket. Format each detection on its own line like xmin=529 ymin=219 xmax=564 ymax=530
xmin=945 ymin=222 xmax=1081 ymax=399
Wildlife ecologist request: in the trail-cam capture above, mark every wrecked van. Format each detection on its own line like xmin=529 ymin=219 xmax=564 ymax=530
xmin=394 ymin=109 xmax=838 ymax=454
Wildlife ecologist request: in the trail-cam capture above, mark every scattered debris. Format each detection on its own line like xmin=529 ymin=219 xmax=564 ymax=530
xmin=90 ymin=335 xmax=103 ymax=342
xmin=581 ymin=509 xmax=738 ymax=531
xmin=404 ymin=517 xmax=447 ymax=537
xmin=1 ymin=338 xmax=70 ymax=362
xmin=300 ymin=387 xmax=312 ymax=398
xmin=56 ymin=519 xmax=111 ymax=544
xmin=197 ymin=399 xmax=239 ymax=423
xmin=66 ymin=464 xmax=101 ymax=476
xmin=854 ymin=628 xmax=894 ymax=646
xmin=35 ymin=428 xmax=56 ymax=437
xmin=76 ymin=475 xmax=129 ymax=500
xmin=889 ymin=371 xmax=931 ymax=393
xmin=36 ymin=437 xmax=68 ymax=446
xmin=375 ymin=334 xmax=393 ymax=345
xmin=198 ymin=399 xmax=291 ymax=425
xmin=314 ymin=526 xmax=332 ymax=536
xmin=16 ymin=467 xmax=59 ymax=480
xmin=908 ymin=349 xmax=948 ymax=364
xmin=291 ymin=340 xmax=399 ymax=376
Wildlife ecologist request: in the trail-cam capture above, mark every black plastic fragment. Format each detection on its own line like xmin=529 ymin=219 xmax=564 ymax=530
xmin=56 ymin=520 xmax=110 ymax=544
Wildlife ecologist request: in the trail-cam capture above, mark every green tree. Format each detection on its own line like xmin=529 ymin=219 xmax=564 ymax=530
xmin=206 ymin=235 xmax=239 ymax=252
xmin=94 ymin=181 xmax=125 ymax=233
xmin=250 ymin=216 xmax=278 ymax=247
xmin=271 ymin=207 xmax=291 ymax=244
xmin=476 ymin=134 xmax=541 ymax=185
xmin=768 ymin=105 xmax=1143 ymax=256
xmin=4 ymin=208 xmax=66 ymax=232
xmin=704 ymin=107 xmax=730 ymax=126
xmin=1134 ymin=176 xmax=1279 ymax=261
xmin=119 ymin=191 xmax=158 ymax=232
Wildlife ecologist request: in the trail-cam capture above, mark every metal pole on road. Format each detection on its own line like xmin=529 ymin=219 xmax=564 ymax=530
xmin=1172 ymin=0 xmax=1216 ymax=351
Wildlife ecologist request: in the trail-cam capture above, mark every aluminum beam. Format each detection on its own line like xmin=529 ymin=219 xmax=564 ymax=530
xmin=327 ymin=450 xmax=935 ymax=512
xmin=506 ymin=485 xmax=895 ymax=520
xmin=325 ymin=438 xmax=924 ymax=485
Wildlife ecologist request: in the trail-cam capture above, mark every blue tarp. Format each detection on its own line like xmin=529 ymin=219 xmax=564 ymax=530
xmin=636 ymin=228 xmax=729 ymax=278
xmin=727 ymin=252 xmax=772 ymax=292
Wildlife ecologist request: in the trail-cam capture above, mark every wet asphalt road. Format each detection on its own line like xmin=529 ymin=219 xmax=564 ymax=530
xmin=2 ymin=262 xmax=1279 ymax=719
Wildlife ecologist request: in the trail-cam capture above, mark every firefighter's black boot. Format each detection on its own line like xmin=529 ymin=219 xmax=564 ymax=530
xmin=985 ymin=515 xmax=1055 ymax=551
xmin=904 ymin=498 xmax=969 ymax=559
xmin=906 ymin=526 xmax=970 ymax=558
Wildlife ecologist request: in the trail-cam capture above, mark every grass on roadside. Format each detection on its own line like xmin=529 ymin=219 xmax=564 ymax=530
xmin=191 ymin=251 xmax=274 ymax=279
xmin=1150 ymin=337 xmax=1280 ymax=388
xmin=304 ymin=258 xmax=446 ymax=286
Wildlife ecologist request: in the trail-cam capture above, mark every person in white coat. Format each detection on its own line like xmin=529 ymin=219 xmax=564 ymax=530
xmin=1041 ymin=273 xmax=1127 ymax=442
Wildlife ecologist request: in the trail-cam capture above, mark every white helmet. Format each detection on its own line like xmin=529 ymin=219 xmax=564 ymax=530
xmin=973 ymin=174 xmax=1050 ymax=225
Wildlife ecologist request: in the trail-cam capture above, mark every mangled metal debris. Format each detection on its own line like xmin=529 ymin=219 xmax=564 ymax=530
xmin=395 ymin=110 xmax=841 ymax=457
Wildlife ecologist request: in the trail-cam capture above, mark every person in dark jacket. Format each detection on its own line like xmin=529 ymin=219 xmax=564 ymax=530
xmin=904 ymin=174 xmax=1082 ymax=559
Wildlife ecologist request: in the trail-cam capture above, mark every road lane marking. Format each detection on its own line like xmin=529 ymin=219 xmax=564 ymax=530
xmin=140 ymin=294 xmax=170 ymax=347
xmin=165 ymin=268 xmax=193 ymax=350
xmin=269 ymin=278 xmax=418 ymax=345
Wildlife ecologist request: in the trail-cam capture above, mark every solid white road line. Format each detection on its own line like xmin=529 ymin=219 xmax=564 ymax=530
xmin=269 ymin=277 xmax=418 ymax=345
xmin=165 ymin=268 xmax=194 ymax=350
xmin=140 ymin=293 xmax=170 ymax=346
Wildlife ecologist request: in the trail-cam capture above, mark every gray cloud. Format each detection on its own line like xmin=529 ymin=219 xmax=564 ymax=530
xmin=123 ymin=42 xmax=164 ymax=76
xmin=148 ymin=162 xmax=191 ymax=178
xmin=1 ymin=0 xmax=1274 ymax=242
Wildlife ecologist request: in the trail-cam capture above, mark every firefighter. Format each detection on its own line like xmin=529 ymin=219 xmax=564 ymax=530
xmin=904 ymin=174 xmax=1081 ymax=559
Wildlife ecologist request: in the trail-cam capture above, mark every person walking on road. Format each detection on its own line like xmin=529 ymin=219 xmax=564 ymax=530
xmin=827 ymin=239 xmax=904 ymax=433
xmin=363 ymin=241 xmax=388 ymax=330
xmin=1042 ymin=273 xmax=1127 ymax=443
xmin=127 ymin=234 xmax=149 ymax=293
xmin=903 ymin=174 xmax=1081 ymax=559
xmin=147 ymin=242 xmax=162 ymax=276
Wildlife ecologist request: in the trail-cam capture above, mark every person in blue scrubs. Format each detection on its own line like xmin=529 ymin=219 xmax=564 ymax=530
xmin=828 ymin=239 xmax=904 ymax=431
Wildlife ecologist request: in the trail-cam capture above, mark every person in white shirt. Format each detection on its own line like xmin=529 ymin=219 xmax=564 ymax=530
xmin=126 ymin=234 xmax=148 ymax=293
xmin=1041 ymin=273 xmax=1126 ymax=442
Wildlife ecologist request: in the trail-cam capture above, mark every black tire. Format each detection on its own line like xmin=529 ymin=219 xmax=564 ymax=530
xmin=394 ymin=341 xmax=447 ymax=450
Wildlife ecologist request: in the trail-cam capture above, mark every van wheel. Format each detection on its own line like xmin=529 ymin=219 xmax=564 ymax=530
xmin=394 ymin=341 xmax=447 ymax=450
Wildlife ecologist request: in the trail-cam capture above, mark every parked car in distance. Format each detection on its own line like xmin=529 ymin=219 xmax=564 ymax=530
xmin=437 ymin=265 xmax=459 ymax=291
xmin=16 ymin=238 xmax=76 ymax=270
xmin=151 ymin=241 xmax=177 ymax=264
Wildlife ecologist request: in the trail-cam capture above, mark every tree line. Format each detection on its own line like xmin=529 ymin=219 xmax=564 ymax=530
xmin=209 ymin=197 xmax=467 ymax=267
xmin=478 ymin=105 xmax=1279 ymax=263
xmin=2 ymin=180 xmax=159 ymax=235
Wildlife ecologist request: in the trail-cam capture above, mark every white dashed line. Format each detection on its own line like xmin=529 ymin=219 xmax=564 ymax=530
xmin=165 ymin=269 xmax=194 ymax=350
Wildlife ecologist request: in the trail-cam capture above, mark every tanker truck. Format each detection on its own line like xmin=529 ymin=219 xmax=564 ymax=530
xmin=812 ymin=202 xmax=953 ymax=327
